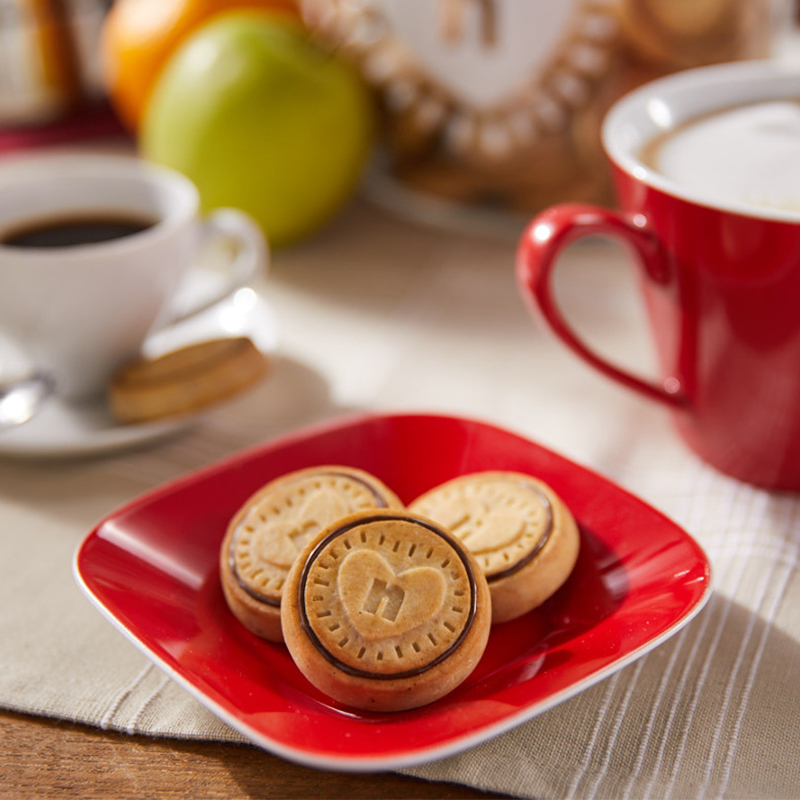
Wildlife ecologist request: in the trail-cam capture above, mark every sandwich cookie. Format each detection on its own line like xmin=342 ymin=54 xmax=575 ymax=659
xmin=281 ymin=510 xmax=491 ymax=712
xmin=410 ymin=472 xmax=579 ymax=624
xmin=220 ymin=466 xmax=403 ymax=642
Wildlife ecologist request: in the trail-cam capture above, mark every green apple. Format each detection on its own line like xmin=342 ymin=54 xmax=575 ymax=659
xmin=141 ymin=12 xmax=375 ymax=247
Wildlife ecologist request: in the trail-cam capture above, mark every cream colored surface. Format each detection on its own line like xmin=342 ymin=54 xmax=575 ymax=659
xmin=1 ymin=199 xmax=799 ymax=798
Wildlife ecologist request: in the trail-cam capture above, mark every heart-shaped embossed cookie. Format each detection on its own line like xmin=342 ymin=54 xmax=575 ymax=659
xmin=410 ymin=472 xmax=553 ymax=578
xmin=338 ymin=550 xmax=446 ymax=638
xmin=229 ymin=468 xmax=402 ymax=605
xmin=409 ymin=472 xmax=579 ymax=625
xmin=281 ymin=510 xmax=493 ymax=711
xmin=220 ymin=466 xmax=404 ymax=643
xmin=293 ymin=512 xmax=480 ymax=679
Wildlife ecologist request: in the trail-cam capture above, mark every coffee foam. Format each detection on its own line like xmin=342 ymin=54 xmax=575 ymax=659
xmin=647 ymin=101 xmax=800 ymax=213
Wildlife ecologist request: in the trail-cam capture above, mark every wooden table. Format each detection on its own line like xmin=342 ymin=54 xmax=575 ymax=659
xmin=1 ymin=709 xmax=504 ymax=798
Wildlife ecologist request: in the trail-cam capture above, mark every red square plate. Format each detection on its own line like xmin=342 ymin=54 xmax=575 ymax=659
xmin=74 ymin=413 xmax=711 ymax=771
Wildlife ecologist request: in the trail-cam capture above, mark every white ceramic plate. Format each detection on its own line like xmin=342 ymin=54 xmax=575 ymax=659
xmin=0 ymin=284 xmax=278 ymax=458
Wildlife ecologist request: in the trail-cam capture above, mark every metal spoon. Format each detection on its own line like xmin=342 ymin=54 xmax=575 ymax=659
xmin=0 ymin=372 xmax=56 ymax=431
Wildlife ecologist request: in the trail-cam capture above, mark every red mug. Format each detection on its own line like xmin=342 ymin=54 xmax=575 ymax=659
xmin=516 ymin=62 xmax=800 ymax=491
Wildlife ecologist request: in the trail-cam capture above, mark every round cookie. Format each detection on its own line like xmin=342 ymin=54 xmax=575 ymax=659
xmin=109 ymin=337 xmax=269 ymax=424
xmin=281 ymin=510 xmax=491 ymax=712
xmin=409 ymin=472 xmax=579 ymax=624
xmin=220 ymin=466 xmax=403 ymax=642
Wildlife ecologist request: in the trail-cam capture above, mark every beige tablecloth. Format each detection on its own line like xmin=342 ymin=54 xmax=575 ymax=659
xmin=1 ymin=201 xmax=799 ymax=799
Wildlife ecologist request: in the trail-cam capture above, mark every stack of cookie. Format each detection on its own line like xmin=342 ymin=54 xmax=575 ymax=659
xmin=220 ymin=466 xmax=580 ymax=711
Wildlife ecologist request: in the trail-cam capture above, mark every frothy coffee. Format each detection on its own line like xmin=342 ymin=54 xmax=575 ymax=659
xmin=640 ymin=100 xmax=800 ymax=213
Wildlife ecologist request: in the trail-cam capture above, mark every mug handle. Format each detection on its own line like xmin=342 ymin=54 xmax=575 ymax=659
xmin=515 ymin=203 xmax=688 ymax=409
xmin=169 ymin=207 xmax=269 ymax=324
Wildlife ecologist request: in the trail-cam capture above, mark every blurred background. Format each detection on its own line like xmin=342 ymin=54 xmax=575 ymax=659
xmin=0 ymin=0 xmax=797 ymax=245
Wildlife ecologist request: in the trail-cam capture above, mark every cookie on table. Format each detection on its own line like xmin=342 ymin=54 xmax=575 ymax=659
xmin=409 ymin=472 xmax=579 ymax=624
xmin=281 ymin=510 xmax=492 ymax=712
xmin=220 ymin=466 xmax=404 ymax=642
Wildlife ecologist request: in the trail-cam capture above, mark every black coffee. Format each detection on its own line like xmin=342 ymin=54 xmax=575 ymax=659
xmin=0 ymin=213 xmax=157 ymax=248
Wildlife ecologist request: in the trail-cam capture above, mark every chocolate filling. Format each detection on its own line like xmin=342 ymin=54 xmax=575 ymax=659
xmin=230 ymin=471 xmax=392 ymax=606
xmin=297 ymin=513 xmax=478 ymax=681
xmin=485 ymin=480 xmax=554 ymax=582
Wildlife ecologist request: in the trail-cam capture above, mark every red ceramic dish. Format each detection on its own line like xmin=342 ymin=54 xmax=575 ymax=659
xmin=74 ymin=412 xmax=711 ymax=771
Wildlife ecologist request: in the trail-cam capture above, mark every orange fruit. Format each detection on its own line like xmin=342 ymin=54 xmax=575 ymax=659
xmin=100 ymin=0 xmax=299 ymax=130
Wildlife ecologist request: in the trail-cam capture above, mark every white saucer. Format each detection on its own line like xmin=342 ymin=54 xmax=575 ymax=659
xmin=0 ymin=287 xmax=279 ymax=459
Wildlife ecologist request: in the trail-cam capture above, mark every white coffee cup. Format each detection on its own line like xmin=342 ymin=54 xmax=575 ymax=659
xmin=0 ymin=153 xmax=267 ymax=400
